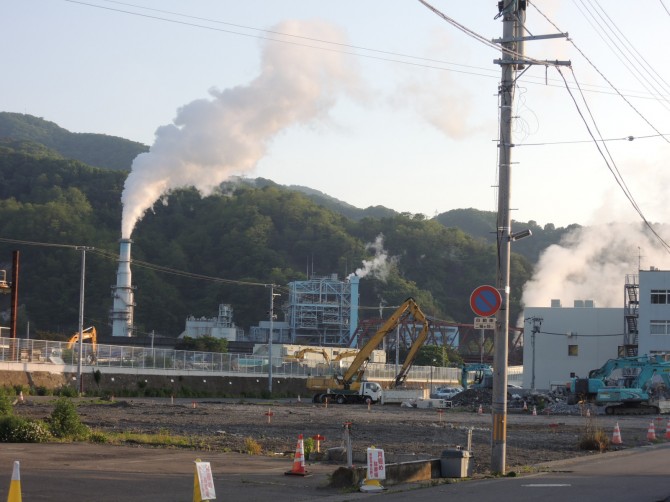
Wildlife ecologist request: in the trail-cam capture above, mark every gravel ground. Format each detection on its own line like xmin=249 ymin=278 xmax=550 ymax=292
xmin=14 ymin=396 xmax=669 ymax=475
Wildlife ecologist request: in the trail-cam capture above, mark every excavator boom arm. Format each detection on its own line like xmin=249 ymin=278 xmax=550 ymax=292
xmin=343 ymin=298 xmax=428 ymax=387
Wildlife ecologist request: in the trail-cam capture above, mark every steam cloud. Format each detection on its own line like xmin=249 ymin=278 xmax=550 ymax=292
xmin=351 ymin=234 xmax=397 ymax=281
xmin=121 ymin=20 xmax=361 ymax=238
xmin=522 ymin=222 xmax=670 ymax=311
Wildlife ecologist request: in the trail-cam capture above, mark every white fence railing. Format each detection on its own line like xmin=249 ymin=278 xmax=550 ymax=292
xmin=0 ymin=337 xmax=523 ymax=385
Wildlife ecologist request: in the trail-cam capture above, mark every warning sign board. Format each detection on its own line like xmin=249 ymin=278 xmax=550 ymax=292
xmin=366 ymin=448 xmax=386 ymax=480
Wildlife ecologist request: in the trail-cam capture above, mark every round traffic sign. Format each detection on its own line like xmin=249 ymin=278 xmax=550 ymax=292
xmin=470 ymin=285 xmax=502 ymax=317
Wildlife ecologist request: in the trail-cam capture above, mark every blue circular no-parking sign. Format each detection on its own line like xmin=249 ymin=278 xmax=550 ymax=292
xmin=470 ymin=285 xmax=502 ymax=317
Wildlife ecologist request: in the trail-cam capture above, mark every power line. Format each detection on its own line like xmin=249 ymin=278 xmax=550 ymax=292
xmin=62 ymin=0 xmax=669 ymax=103
xmin=0 ymin=236 xmax=285 ymax=291
xmin=514 ymin=133 xmax=669 ymax=147
xmin=530 ymin=0 xmax=670 ymax=144
xmin=574 ymin=0 xmax=670 ymax=110
xmin=555 ymin=67 xmax=670 ymax=254
xmin=540 ymin=330 xmax=624 ymax=337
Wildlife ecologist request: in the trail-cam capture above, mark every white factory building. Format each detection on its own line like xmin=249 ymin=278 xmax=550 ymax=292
xmin=522 ymin=269 xmax=670 ymax=390
xmin=179 ymin=304 xmax=244 ymax=341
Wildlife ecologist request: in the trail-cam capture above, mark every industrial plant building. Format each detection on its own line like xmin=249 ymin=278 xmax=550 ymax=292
xmin=522 ymin=269 xmax=670 ymax=390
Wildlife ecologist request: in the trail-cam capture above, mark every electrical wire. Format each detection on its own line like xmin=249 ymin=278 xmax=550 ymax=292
xmin=514 ymin=133 xmax=669 ymax=147
xmin=574 ymin=0 xmax=670 ymax=111
xmin=555 ymin=67 xmax=670 ymax=254
xmin=64 ymin=0 xmax=670 ymax=104
xmin=0 ymin=236 xmax=286 ymax=291
xmin=530 ymin=0 xmax=670 ymax=144
xmin=540 ymin=330 xmax=624 ymax=337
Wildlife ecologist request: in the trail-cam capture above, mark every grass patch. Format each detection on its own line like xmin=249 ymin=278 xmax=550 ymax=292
xmin=101 ymin=429 xmax=211 ymax=450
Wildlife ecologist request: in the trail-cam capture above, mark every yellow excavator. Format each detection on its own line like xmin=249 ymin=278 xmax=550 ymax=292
xmin=306 ymin=297 xmax=430 ymax=404
xmin=67 ymin=326 xmax=98 ymax=352
xmin=285 ymin=347 xmax=331 ymax=364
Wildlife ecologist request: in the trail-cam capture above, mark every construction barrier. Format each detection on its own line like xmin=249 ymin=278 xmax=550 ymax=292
xmin=285 ymin=434 xmax=310 ymax=476
xmin=666 ymin=420 xmax=670 ymax=440
xmin=7 ymin=460 xmax=21 ymax=502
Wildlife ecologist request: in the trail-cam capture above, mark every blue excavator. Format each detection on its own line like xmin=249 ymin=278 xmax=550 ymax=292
xmin=567 ymin=355 xmax=670 ymax=415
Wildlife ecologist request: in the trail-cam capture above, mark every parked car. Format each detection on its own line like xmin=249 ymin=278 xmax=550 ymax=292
xmin=432 ymin=386 xmax=463 ymax=399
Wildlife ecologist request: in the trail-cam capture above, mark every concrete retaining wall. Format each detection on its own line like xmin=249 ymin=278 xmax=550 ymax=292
xmin=329 ymin=459 xmax=443 ymax=488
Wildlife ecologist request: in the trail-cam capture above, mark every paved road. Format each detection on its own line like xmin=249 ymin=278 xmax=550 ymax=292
xmin=1 ymin=442 xmax=669 ymax=501
xmin=382 ymin=443 xmax=670 ymax=502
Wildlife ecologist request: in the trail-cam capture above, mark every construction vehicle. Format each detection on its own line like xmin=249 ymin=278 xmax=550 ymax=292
xmin=306 ymin=297 xmax=430 ymax=404
xmin=67 ymin=326 xmax=98 ymax=351
xmin=285 ymin=348 xmax=331 ymax=364
xmin=567 ymin=355 xmax=670 ymax=415
xmin=461 ymin=363 xmax=493 ymax=389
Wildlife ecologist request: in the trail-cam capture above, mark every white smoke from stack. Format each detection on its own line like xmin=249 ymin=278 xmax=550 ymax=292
xmin=350 ymin=234 xmax=397 ymax=281
xmin=121 ymin=20 xmax=362 ymax=239
xmin=522 ymin=222 xmax=670 ymax=310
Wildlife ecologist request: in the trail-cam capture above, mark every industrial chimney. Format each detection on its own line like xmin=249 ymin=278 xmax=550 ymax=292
xmin=110 ymin=238 xmax=134 ymax=337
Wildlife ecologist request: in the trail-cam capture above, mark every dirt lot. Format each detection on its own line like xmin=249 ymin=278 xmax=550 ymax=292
xmin=14 ymin=396 xmax=668 ymax=475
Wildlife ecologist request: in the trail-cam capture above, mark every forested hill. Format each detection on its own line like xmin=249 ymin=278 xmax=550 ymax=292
xmin=0 ymin=112 xmax=147 ymax=171
xmin=435 ymin=208 xmax=581 ymax=264
xmin=0 ymin=139 xmax=534 ymax=339
xmin=0 ymin=114 xmax=580 ymax=341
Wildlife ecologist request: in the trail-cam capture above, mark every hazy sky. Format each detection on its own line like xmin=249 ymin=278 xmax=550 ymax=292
xmin=2 ymin=1 xmax=669 ymax=229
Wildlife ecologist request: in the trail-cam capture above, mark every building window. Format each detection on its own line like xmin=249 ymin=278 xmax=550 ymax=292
xmin=651 ymin=290 xmax=670 ymax=304
xmin=650 ymin=320 xmax=670 ymax=335
xmin=568 ymin=344 xmax=578 ymax=356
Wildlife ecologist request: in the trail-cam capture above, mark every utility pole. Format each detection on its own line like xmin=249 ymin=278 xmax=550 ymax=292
xmin=76 ymin=246 xmax=93 ymax=395
xmin=268 ymin=285 xmax=280 ymax=394
xmin=492 ymin=0 xmax=569 ymax=473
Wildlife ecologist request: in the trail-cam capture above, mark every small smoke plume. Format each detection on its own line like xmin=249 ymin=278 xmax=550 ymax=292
xmin=121 ymin=20 xmax=361 ymax=238
xmin=351 ymin=234 xmax=397 ymax=281
xmin=522 ymin=222 xmax=670 ymax=310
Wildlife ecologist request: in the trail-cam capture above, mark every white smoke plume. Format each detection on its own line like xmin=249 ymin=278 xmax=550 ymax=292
xmin=121 ymin=20 xmax=361 ymax=238
xmin=351 ymin=234 xmax=397 ymax=281
xmin=522 ymin=222 xmax=670 ymax=310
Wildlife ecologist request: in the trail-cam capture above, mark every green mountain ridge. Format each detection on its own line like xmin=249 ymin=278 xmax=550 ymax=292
xmin=0 ymin=112 xmax=575 ymax=342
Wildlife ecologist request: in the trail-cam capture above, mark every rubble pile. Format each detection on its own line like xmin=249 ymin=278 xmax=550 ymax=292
xmin=448 ymin=387 xmax=594 ymax=416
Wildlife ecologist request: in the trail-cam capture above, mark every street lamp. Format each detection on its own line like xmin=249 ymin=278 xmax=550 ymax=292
xmin=430 ymin=358 xmax=437 ymax=395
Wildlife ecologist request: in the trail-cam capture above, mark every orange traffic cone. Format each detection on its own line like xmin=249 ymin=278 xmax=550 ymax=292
xmin=7 ymin=460 xmax=22 ymax=502
xmin=612 ymin=422 xmax=622 ymax=445
xmin=646 ymin=421 xmax=656 ymax=441
xmin=477 ymin=404 xmax=483 ymax=415
xmin=522 ymin=401 xmax=528 ymax=412
xmin=585 ymin=407 xmax=591 ymax=418
xmin=665 ymin=419 xmax=670 ymax=440
xmin=532 ymin=405 xmax=537 ymax=416
xmin=18 ymin=391 xmax=24 ymax=404
xmin=285 ymin=434 xmax=311 ymax=476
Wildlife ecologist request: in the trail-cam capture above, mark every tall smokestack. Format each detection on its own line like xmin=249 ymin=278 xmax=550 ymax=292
xmin=110 ymin=239 xmax=134 ymax=337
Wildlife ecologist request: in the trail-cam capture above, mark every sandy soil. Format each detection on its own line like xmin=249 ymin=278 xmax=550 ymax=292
xmin=14 ymin=397 xmax=667 ymax=475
